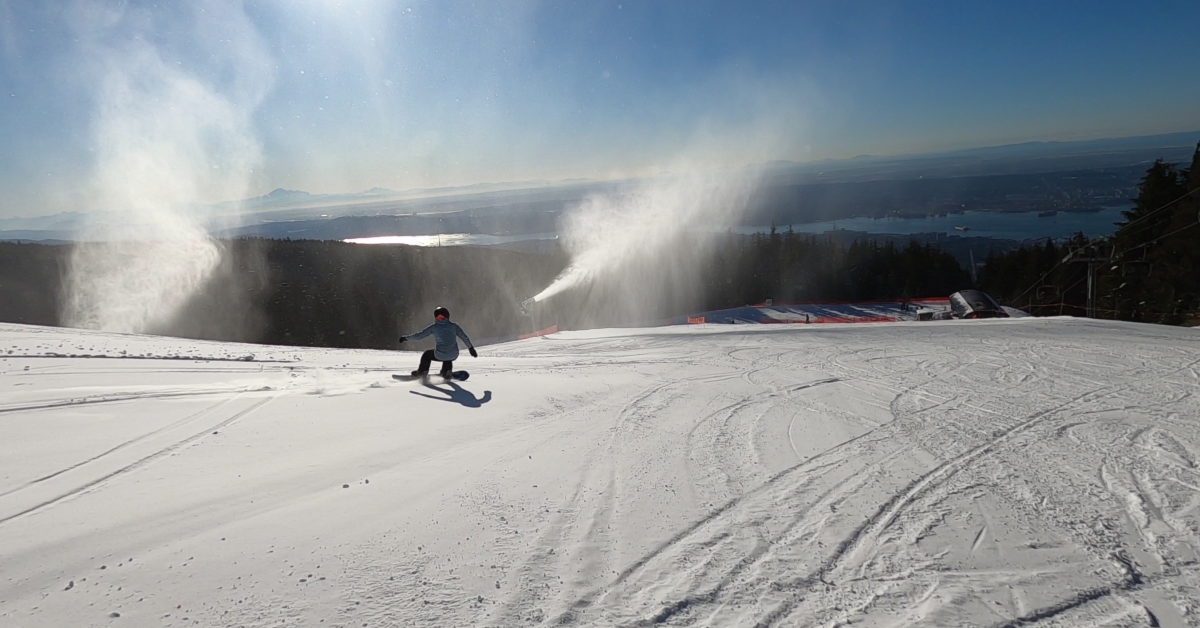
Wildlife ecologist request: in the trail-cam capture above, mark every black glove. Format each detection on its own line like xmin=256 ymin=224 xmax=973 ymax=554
xmin=469 ymin=347 xmax=478 ymax=358
xmin=398 ymin=336 xmax=407 ymax=344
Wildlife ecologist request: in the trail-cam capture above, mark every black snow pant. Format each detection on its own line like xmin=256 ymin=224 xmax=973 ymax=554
xmin=417 ymin=349 xmax=453 ymax=376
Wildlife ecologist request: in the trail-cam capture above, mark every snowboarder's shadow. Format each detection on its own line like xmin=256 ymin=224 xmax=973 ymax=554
xmin=410 ymin=381 xmax=492 ymax=408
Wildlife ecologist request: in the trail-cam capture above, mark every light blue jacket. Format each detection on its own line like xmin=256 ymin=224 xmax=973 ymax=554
xmin=405 ymin=319 xmax=474 ymax=361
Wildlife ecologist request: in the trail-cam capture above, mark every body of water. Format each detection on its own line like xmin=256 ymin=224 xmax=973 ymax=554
xmin=737 ymin=205 xmax=1130 ymax=241
xmin=345 ymin=233 xmax=559 ymax=247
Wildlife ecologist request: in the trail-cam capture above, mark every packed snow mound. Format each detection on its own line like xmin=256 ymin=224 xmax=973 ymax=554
xmin=664 ymin=297 xmax=955 ymax=325
xmin=1 ymin=318 xmax=1198 ymax=627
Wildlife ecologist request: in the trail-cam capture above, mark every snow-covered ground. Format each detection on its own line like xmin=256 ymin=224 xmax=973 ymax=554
xmin=2 ymin=318 xmax=1199 ymax=627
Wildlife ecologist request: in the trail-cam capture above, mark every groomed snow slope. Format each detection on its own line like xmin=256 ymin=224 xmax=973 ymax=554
xmin=2 ymin=319 xmax=1199 ymax=627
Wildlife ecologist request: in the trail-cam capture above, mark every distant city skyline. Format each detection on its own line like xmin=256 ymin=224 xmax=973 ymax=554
xmin=1 ymin=0 xmax=1199 ymax=217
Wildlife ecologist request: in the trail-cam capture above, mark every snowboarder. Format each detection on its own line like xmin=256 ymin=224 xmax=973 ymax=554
xmin=399 ymin=306 xmax=478 ymax=379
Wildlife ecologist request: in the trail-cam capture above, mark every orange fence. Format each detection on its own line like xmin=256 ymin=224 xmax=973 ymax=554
xmin=518 ymin=325 xmax=559 ymax=340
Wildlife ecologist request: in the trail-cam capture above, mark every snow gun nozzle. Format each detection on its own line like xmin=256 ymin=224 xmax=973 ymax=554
xmin=520 ymin=297 xmax=538 ymax=314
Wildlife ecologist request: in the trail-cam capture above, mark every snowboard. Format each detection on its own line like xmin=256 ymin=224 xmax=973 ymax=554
xmin=393 ymin=371 xmax=469 ymax=382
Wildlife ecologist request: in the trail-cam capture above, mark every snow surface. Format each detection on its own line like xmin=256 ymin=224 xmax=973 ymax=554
xmin=1 ymin=318 xmax=1199 ymax=627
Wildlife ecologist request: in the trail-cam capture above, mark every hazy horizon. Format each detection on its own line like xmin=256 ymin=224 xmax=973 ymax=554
xmin=2 ymin=128 xmax=1197 ymax=222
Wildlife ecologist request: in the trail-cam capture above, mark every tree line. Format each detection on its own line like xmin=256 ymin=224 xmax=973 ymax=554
xmin=0 ymin=239 xmax=563 ymax=349
xmin=0 ymin=232 xmax=972 ymax=348
xmin=705 ymin=228 xmax=970 ymax=309
xmin=978 ymin=142 xmax=1200 ymax=326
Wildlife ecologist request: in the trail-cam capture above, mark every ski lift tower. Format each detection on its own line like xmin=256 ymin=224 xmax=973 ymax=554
xmin=1062 ymin=244 xmax=1110 ymax=318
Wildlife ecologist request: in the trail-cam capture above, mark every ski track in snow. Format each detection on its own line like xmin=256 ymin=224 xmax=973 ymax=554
xmin=1 ymin=318 xmax=1199 ymax=627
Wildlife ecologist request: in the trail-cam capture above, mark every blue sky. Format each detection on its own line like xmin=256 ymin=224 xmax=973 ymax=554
xmin=1 ymin=0 xmax=1198 ymax=216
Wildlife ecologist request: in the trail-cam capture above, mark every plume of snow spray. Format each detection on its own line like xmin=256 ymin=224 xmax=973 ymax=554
xmin=62 ymin=1 xmax=271 ymax=334
xmin=529 ymin=169 xmax=759 ymax=310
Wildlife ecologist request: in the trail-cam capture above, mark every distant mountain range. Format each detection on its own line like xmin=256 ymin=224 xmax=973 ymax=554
xmin=766 ymin=131 xmax=1199 ymax=167
xmin=759 ymin=131 xmax=1200 ymax=183
xmin=211 ymin=129 xmax=1200 ymax=218
xmin=207 ymin=178 xmax=579 ymax=215
xmin=3 ymin=130 xmax=1196 ymax=242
